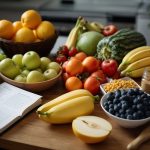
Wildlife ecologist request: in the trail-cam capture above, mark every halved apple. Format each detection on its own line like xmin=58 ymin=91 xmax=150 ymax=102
xmin=72 ymin=116 xmax=112 ymax=143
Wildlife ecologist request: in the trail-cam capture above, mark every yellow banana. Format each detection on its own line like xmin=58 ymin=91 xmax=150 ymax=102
xmin=89 ymin=22 xmax=103 ymax=33
xmin=37 ymin=89 xmax=93 ymax=113
xmin=38 ymin=95 xmax=94 ymax=124
xmin=124 ymin=67 xmax=148 ymax=78
xmin=118 ymin=46 xmax=150 ymax=71
xmin=121 ymin=57 xmax=150 ymax=75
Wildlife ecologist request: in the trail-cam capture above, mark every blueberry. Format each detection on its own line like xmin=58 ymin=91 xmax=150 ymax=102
xmin=137 ymin=111 xmax=144 ymax=119
xmin=109 ymin=108 xmax=115 ymax=115
xmin=104 ymin=105 xmax=109 ymax=111
xmin=127 ymin=115 xmax=133 ymax=120
xmin=127 ymin=88 xmax=135 ymax=95
xmin=120 ymin=114 xmax=126 ymax=119
xmin=113 ymin=98 xmax=119 ymax=104
xmin=145 ymin=111 xmax=150 ymax=118
xmin=115 ymin=90 xmax=121 ymax=98
xmin=108 ymin=101 xmax=113 ymax=105
xmin=122 ymin=103 xmax=128 ymax=110
xmin=121 ymin=89 xmax=127 ymax=95
xmin=114 ymin=104 xmax=120 ymax=112
xmin=119 ymin=109 xmax=125 ymax=114
xmin=109 ymin=104 xmax=114 ymax=109
xmin=137 ymin=104 xmax=144 ymax=110
xmin=133 ymin=112 xmax=139 ymax=120
xmin=132 ymin=105 xmax=137 ymax=111
xmin=126 ymin=109 xmax=133 ymax=115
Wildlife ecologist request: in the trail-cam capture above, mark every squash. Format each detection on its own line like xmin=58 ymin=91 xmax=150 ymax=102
xmin=96 ymin=28 xmax=146 ymax=62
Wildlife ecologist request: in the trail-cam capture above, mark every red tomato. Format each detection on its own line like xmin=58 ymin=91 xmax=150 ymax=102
xmin=101 ymin=59 xmax=118 ymax=77
xmin=102 ymin=25 xmax=118 ymax=36
xmin=75 ymin=52 xmax=87 ymax=62
xmin=62 ymin=60 xmax=69 ymax=72
xmin=68 ymin=47 xmax=78 ymax=57
xmin=84 ymin=76 xmax=100 ymax=95
xmin=97 ymin=59 xmax=102 ymax=69
xmin=56 ymin=55 xmax=67 ymax=64
xmin=62 ymin=72 xmax=72 ymax=82
xmin=65 ymin=76 xmax=83 ymax=91
xmin=91 ymin=70 xmax=107 ymax=84
xmin=65 ymin=58 xmax=83 ymax=76
xmin=82 ymin=56 xmax=99 ymax=73
xmin=57 ymin=45 xmax=69 ymax=56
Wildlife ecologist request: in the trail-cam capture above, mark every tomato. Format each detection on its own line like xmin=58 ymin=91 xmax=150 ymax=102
xmin=57 ymin=45 xmax=69 ymax=56
xmin=65 ymin=58 xmax=83 ymax=76
xmin=82 ymin=56 xmax=99 ymax=73
xmin=56 ymin=55 xmax=67 ymax=64
xmin=65 ymin=76 xmax=83 ymax=91
xmin=91 ymin=70 xmax=107 ymax=84
xmin=102 ymin=25 xmax=118 ymax=36
xmin=62 ymin=72 xmax=72 ymax=81
xmin=68 ymin=47 xmax=78 ymax=57
xmin=75 ymin=52 xmax=87 ymax=62
xmin=84 ymin=76 xmax=100 ymax=95
xmin=97 ymin=59 xmax=102 ymax=69
xmin=101 ymin=59 xmax=118 ymax=77
xmin=62 ymin=60 xmax=68 ymax=72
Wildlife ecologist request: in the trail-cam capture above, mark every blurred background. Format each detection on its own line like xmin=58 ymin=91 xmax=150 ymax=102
xmin=0 ymin=0 xmax=149 ymax=44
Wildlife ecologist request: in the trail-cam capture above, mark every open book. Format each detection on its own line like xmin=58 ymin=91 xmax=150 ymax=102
xmin=0 ymin=82 xmax=42 ymax=134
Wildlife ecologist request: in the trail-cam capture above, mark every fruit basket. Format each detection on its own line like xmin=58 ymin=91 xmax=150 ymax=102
xmin=0 ymin=69 xmax=62 ymax=92
xmin=0 ymin=31 xmax=58 ymax=57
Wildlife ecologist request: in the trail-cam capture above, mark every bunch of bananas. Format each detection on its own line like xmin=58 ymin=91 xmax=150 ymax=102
xmin=65 ymin=16 xmax=103 ymax=50
xmin=37 ymin=89 xmax=95 ymax=124
xmin=118 ymin=46 xmax=150 ymax=78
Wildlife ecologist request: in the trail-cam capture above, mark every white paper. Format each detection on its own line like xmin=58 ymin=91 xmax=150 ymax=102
xmin=0 ymin=82 xmax=42 ymax=134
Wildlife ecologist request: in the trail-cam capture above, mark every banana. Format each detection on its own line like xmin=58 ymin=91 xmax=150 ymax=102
xmin=118 ymin=46 xmax=150 ymax=71
xmin=37 ymin=89 xmax=93 ymax=113
xmin=121 ymin=57 xmax=150 ymax=76
xmin=90 ymin=22 xmax=104 ymax=32
xmin=38 ymin=95 xmax=94 ymax=124
xmin=123 ymin=67 xmax=148 ymax=78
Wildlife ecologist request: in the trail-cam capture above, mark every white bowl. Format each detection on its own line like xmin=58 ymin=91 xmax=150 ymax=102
xmin=100 ymin=92 xmax=150 ymax=128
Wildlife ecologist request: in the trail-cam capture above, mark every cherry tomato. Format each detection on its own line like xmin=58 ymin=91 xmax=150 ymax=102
xmin=65 ymin=58 xmax=83 ymax=76
xmin=62 ymin=72 xmax=72 ymax=82
xmin=68 ymin=47 xmax=78 ymax=57
xmin=102 ymin=25 xmax=118 ymax=36
xmin=62 ymin=60 xmax=69 ymax=72
xmin=57 ymin=45 xmax=69 ymax=56
xmin=65 ymin=76 xmax=83 ymax=91
xmin=84 ymin=76 xmax=100 ymax=95
xmin=91 ymin=70 xmax=107 ymax=84
xmin=82 ymin=56 xmax=99 ymax=73
xmin=75 ymin=52 xmax=87 ymax=62
xmin=56 ymin=55 xmax=67 ymax=64
xmin=101 ymin=59 xmax=118 ymax=77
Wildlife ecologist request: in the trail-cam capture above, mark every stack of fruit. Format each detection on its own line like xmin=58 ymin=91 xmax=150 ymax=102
xmin=0 ymin=9 xmax=55 ymax=43
xmin=119 ymin=46 xmax=150 ymax=78
xmin=0 ymin=51 xmax=61 ymax=83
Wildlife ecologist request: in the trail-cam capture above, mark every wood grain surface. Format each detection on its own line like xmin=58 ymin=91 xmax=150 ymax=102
xmin=0 ymin=78 xmax=149 ymax=150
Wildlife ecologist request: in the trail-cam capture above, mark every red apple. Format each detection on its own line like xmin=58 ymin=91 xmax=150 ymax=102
xmin=101 ymin=59 xmax=118 ymax=77
xmin=102 ymin=25 xmax=118 ymax=36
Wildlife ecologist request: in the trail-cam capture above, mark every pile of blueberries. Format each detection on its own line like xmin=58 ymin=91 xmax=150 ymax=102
xmin=103 ymin=88 xmax=150 ymax=120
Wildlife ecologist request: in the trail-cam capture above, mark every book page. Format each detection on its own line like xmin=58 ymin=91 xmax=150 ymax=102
xmin=0 ymin=105 xmax=19 ymax=134
xmin=0 ymin=82 xmax=42 ymax=133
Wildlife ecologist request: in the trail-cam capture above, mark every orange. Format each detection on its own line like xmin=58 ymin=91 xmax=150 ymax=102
xmin=13 ymin=21 xmax=23 ymax=33
xmin=36 ymin=21 xmax=55 ymax=40
xmin=75 ymin=52 xmax=87 ymax=62
xmin=21 ymin=10 xmax=42 ymax=29
xmin=65 ymin=77 xmax=83 ymax=91
xmin=0 ymin=20 xmax=14 ymax=40
xmin=13 ymin=27 xmax=36 ymax=43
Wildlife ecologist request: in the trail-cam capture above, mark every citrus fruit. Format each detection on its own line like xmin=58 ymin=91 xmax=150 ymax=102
xmin=13 ymin=21 xmax=23 ymax=33
xmin=0 ymin=20 xmax=14 ymax=40
xmin=13 ymin=27 xmax=36 ymax=43
xmin=36 ymin=21 xmax=55 ymax=40
xmin=21 ymin=10 xmax=42 ymax=29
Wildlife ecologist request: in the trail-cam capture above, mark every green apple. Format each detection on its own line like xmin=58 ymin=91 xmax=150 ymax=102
xmin=47 ymin=62 xmax=61 ymax=73
xmin=12 ymin=54 xmax=23 ymax=68
xmin=14 ymin=74 xmax=26 ymax=82
xmin=44 ymin=69 xmax=57 ymax=80
xmin=22 ymin=69 xmax=30 ymax=76
xmin=22 ymin=51 xmax=41 ymax=70
xmin=40 ymin=57 xmax=51 ymax=71
xmin=35 ymin=68 xmax=43 ymax=73
xmin=26 ymin=70 xmax=45 ymax=83
xmin=0 ymin=53 xmax=6 ymax=61
xmin=0 ymin=58 xmax=20 ymax=79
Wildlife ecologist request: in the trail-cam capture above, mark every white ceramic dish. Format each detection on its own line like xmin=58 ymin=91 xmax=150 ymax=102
xmin=100 ymin=77 xmax=141 ymax=95
xmin=100 ymin=92 xmax=150 ymax=128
